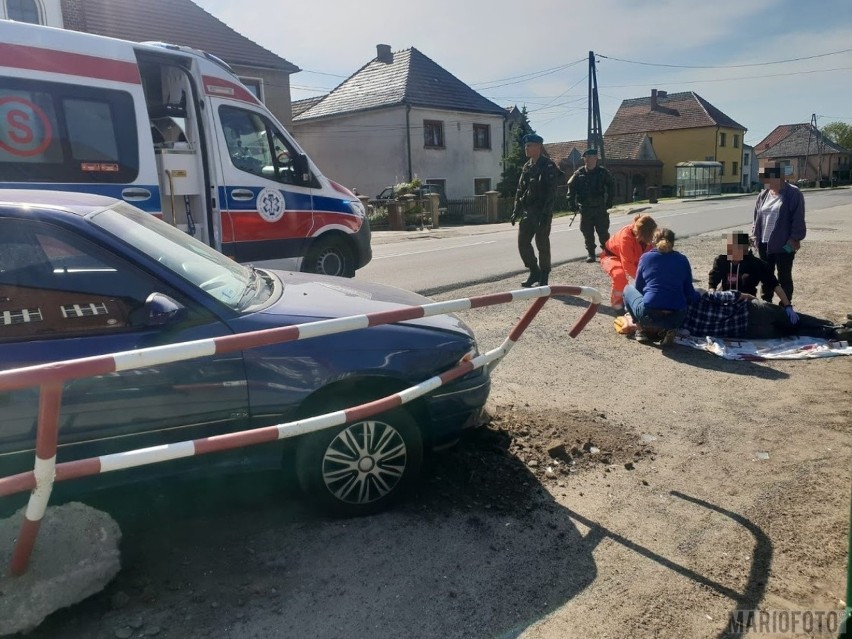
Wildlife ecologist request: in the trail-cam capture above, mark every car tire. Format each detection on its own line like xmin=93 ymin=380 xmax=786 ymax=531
xmin=302 ymin=235 xmax=355 ymax=278
xmin=295 ymin=406 xmax=423 ymax=517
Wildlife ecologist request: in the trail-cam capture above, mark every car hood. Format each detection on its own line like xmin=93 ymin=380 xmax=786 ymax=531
xmin=257 ymin=270 xmax=474 ymax=339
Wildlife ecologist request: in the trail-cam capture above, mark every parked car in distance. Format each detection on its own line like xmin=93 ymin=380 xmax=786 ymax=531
xmin=0 ymin=190 xmax=490 ymax=516
xmin=373 ymin=184 xmax=448 ymax=211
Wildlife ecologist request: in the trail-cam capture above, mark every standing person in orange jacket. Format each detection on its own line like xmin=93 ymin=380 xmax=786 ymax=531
xmin=600 ymin=214 xmax=658 ymax=309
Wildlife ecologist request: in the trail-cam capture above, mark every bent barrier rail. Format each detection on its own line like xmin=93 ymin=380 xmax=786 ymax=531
xmin=0 ymin=284 xmax=601 ymax=576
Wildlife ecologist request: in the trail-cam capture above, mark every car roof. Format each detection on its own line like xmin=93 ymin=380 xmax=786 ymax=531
xmin=0 ymin=189 xmax=118 ymax=217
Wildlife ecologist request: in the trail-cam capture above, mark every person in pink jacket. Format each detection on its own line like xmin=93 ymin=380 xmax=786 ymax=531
xmin=600 ymin=214 xmax=658 ymax=309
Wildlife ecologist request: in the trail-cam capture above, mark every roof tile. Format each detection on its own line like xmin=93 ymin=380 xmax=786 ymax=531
xmin=295 ymin=47 xmax=505 ymax=121
xmin=61 ymin=0 xmax=298 ymax=72
xmin=605 ymin=91 xmax=745 ymax=135
xmin=755 ymin=124 xmax=850 ymax=158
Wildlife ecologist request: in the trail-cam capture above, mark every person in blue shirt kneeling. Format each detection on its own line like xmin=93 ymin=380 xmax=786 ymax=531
xmin=623 ymin=228 xmax=700 ymax=346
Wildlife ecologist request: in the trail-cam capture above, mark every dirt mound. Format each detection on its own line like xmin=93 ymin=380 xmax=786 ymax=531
xmin=406 ymin=406 xmax=654 ymax=517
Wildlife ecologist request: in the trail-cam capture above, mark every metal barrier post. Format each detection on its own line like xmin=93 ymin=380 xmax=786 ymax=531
xmin=9 ymin=383 xmax=63 ymax=576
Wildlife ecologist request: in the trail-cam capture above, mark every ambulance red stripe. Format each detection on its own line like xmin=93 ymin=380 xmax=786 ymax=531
xmin=0 ymin=43 xmax=141 ymax=84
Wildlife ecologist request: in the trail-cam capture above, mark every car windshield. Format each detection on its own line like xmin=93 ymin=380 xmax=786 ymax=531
xmin=90 ymin=202 xmax=257 ymax=310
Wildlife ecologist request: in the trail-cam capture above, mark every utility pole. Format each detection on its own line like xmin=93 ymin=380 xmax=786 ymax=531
xmin=587 ymin=51 xmax=605 ymax=164
xmin=804 ymin=113 xmax=825 ymax=184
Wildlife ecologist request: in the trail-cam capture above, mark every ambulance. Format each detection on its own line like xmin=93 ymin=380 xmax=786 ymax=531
xmin=0 ymin=21 xmax=371 ymax=277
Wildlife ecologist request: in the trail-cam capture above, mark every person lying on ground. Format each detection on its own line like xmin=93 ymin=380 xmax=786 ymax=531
xmin=709 ymin=232 xmax=793 ymax=307
xmin=680 ymin=290 xmax=851 ymax=342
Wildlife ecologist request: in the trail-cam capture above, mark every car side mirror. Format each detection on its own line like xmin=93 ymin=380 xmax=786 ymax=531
xmin=294 ymin=152 xmax=310 ymax=184
xmin=144 ymin=292 xmax=186 ymax=326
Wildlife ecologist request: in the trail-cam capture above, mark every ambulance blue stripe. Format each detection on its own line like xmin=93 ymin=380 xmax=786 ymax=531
xmin=219 ymin=186 xmax=355 ymax=215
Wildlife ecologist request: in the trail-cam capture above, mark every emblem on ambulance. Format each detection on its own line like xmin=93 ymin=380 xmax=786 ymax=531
xmin=257 ymin=188 xmax=286 ymax=223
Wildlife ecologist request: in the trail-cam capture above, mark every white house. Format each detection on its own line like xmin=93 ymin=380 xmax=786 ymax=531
xmin=741 ymin=144 xmax=758 ymax=191
xmin=292 ymin=45 xmax=507 ymax=199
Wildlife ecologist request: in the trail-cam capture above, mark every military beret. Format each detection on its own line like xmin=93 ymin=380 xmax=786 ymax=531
xmin=523 ymin=134 xmax=544 ymax=144
xmin=583 ymin=148 xmax=598 ymax=157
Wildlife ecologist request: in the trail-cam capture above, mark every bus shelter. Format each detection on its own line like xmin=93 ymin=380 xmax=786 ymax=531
xmin=676 ymin=161 xmax=722 ymax=198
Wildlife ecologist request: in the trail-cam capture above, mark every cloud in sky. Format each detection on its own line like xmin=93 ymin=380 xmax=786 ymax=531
xmin=195 ymin=0 xmax=852 ymax=145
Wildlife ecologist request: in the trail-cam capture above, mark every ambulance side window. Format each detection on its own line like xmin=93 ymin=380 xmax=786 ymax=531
xmin=0 ymin=78 xmax=138 ymax=183
xmin=219 ymin=105 xmax=303 ymax=186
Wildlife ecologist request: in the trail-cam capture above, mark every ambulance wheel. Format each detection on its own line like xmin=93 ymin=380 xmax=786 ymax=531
xmin=302 ymin=235 xmax=354 ymax=278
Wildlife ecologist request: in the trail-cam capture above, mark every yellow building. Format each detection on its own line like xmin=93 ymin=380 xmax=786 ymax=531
xmin=605 ymin=90 xmax=747 ymax=194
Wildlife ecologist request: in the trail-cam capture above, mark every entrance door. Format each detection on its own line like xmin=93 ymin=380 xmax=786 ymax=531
xmin=212 ymin=101 xmax=316 ymax=263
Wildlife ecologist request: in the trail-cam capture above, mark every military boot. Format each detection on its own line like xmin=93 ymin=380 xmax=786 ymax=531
xmin=538 ymin=270 xmax=550 ymax=286
xmin=521 ymin=267 xmax=541 ymax=288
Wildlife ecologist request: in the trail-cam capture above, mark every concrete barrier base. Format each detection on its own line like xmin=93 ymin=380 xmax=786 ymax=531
xmin=0 ymin=502 xmax=121 ymax=636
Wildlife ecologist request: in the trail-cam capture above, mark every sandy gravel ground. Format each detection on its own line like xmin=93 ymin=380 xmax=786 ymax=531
xmin=12 ymin=199 xmax=852 ymax=639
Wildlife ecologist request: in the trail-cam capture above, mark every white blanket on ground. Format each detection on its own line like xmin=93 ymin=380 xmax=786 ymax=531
xmin=674 ymin=335 xmax=852 ymax=360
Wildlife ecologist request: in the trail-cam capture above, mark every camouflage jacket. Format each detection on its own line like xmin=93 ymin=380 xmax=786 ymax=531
xmin=568 ymin=165 xmax=614 ymax=210
xmin=513 ymin=155 xmax=560 ymax=218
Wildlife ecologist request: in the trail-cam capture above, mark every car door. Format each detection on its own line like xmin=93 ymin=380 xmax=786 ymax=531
xmin=0 ymin=217 xmax=249 ymax=478
xmin=211 ymin=101 xmax=316 ymax=263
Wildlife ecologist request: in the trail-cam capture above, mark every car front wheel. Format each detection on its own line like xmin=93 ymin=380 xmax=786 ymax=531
xmin=296 ymin=407 xmax=423 ymax=517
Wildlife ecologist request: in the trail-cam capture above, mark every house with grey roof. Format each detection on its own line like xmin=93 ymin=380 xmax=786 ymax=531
xmin=606 ymin=89 xmax=747 ymax=194
xmin=291 ymin=44 xmax=507 ymax=199
xmin=545 ymin=133 xmax=662 ymax=204
xmin=755 ymin=123 xmax=850 ymax=184
xmin=16 ymin=0 xmax=301 ymax=127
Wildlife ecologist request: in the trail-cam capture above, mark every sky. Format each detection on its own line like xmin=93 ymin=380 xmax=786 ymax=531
xmin=194 ymin=0 xmax=852 ymax=148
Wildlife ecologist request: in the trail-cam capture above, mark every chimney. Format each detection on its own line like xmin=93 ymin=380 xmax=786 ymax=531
xmin=376 ymin=44 xmax=393 ymax=64
xmin=651 ymin=89 xmax=657 ymax=110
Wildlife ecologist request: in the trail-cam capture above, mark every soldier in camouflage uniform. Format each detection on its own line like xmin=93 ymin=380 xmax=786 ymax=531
xmin=511 ymin=133 xmax=560 ymax=287
xmin=568 ymin=148 xmax=615 ymax=262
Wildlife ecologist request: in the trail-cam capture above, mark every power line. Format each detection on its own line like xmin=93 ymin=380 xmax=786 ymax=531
xmin=602 ymin=66 xmax=852 ymax=88
xmin=298 ymin=68 xmax=349 ymax=78
xmin=598 ymin=47 xmax=852 ymax=69
xmin=470 ymin=58 xmax=586 ymax=88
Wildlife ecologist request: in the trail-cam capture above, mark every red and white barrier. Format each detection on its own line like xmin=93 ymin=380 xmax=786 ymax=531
xmin=0 ymin=284 xmax=600 ymax=575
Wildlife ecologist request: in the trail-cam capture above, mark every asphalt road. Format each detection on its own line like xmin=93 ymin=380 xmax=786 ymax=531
xmin=355 ymin=189 xmax=852 ymax=295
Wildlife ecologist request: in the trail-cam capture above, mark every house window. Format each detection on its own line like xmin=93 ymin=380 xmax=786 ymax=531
xmin=473 ymin=124 xmax=490 ymax=150
xmin=744 ymin=153 xmax=750 ymax=166
xmin=733 ymin=134 xmax=740 ymax=148
xmin=474 ymin=178 xmax=491 ymax=195
xmin=719 ymin=132 xmax=727 ymax=147
xmin=719 ymin=161 xmax=726 ymax=175
xmin=239 ymin=77 xmax=264 ymax=102
xmin=732 ymin=161 xmax=738 ymax=176
xmin=423 ymin=120 xmax=444 ymax=148
xmin=6 ymin=0 xmax=41 ymax=23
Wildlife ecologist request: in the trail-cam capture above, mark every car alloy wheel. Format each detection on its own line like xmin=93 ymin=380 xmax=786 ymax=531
xmin=296 ymin=406 xmax=423 ymax=516
xmin=321 ymin=420 xmax=407 ymax=505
